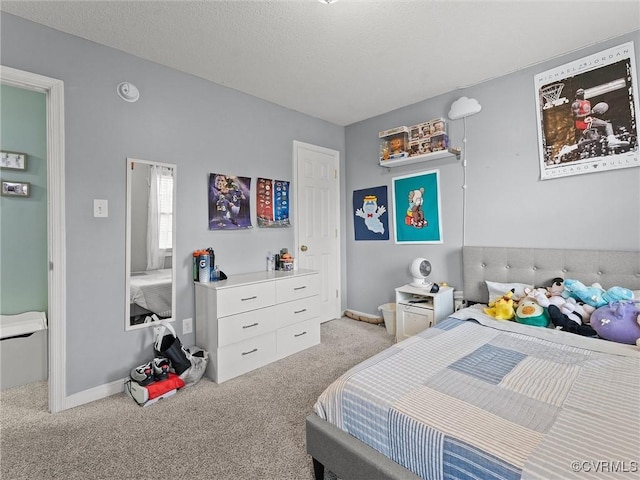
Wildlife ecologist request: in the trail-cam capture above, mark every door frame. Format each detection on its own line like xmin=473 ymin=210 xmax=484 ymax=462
xmin=1 ymin=66 xmax=66 ymax=413
xmin=292 ymin=140 xmax=341 ymax=321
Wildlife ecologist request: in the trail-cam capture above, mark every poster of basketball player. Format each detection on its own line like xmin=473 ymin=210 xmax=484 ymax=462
xmin=534 ymin=42 xmax=639 ymax=180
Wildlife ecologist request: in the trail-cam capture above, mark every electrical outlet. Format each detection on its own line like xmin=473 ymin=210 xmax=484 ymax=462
xmin=182 ymin=317 xmax=193 ymax=335
xmin=93 ymin=199 xmax=108 ymax=218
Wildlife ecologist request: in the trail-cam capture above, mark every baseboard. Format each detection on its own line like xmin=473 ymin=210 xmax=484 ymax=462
xmin=64 ymin=377 xmax=127 ymax=410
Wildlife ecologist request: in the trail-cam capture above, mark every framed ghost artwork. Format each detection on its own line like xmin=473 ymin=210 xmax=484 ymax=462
xmin=352 ymin=186 xmax=389 ymax=241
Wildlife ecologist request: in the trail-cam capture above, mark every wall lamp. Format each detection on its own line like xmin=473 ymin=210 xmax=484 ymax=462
xmin=448 ymin=97 xmax=482 ymax=120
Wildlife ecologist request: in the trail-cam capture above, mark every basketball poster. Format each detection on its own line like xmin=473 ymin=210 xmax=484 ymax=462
xmin=534 ymin=42 xmax=639 ymax=180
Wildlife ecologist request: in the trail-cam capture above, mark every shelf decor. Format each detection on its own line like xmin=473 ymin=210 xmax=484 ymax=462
xmin=379 ymin=118 xmax=460 ymax=168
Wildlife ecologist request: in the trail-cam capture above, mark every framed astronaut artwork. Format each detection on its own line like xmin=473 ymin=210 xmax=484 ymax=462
xmin=391 ymin=169 xmax=442 ymax=244
xmin=208 ymin=173 xmax=252 ymax=230
xmin=534 ymin=41 xmax=639 ymax=180
xmin=352 ymin=186 xmax=389 ymax=241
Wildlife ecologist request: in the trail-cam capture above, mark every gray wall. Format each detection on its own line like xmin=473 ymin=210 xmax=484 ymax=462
xmin=345 ymin=30 xmax=640 ymax=315
xmin=1 ymin=13 xmax=345 ymax=395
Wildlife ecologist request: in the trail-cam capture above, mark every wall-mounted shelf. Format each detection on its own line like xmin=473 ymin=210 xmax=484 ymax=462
xmin=379 ymin=147 xmax=461 ymax=169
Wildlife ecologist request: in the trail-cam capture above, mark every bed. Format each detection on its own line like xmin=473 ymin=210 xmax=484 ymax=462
xmin=129 ymin=268 xmax=172 ymax=320
xmin=306 ymin=246 xmax=640 ymax=480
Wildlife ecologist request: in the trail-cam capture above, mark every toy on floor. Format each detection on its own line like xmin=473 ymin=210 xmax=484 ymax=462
xmin=484 ymin=289 xmax=515 ymax=320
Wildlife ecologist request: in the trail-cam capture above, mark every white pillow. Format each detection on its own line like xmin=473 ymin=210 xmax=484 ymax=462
xmin=486 ymin=281 xmax=532 ymax=302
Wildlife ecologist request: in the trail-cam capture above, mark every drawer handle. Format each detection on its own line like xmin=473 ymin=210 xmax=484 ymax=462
xmin=241 ymin=296 xmax=257 ymax=301
xmin=293 ymin=286 xmax=307 ymax=291
xmin=294 ymin=308 xmax=307 ymax=314
xmin=242 ymin=322 xmax=259 ymax=329
xmin=294 ymin=331 xmax=307 ymax=338
xmin=242 ymin=348 xmax=258 ymax=356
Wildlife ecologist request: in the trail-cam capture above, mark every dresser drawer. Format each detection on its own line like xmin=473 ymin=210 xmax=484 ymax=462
xmin=217 ymin=305 xmax=277 ymax=347
xmin=276 ymin=274 xmax=320 ymax=303
xmin=276 ymin=318 xmax=320 ymax=359
xmin=274 ymin=296 xmax=320 ymax=329
xmin=217 ymin=282 xmax=276 ymax=318
xmin=216 ymin=332 xmax=277 ymax=383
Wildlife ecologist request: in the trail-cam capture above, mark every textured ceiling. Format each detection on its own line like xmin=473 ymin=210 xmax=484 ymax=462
xmin=2 ymin=0 xmax=639 ymax=125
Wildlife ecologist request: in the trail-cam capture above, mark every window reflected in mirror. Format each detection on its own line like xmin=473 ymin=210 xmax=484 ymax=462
xmin=126 ymin=158 xmax=176 ymax=331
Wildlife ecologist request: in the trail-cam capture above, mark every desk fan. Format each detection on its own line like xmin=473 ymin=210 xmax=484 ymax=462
xmin=410 ymin=258 xmax=432 ymax=288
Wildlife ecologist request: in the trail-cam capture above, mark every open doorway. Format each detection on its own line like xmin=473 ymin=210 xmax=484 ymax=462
xmin=0 ymin=66 xmax=66 ymax=413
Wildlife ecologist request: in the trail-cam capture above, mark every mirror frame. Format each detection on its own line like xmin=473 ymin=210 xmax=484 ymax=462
xmin=125 ymin=157 xmax=177 ymax=331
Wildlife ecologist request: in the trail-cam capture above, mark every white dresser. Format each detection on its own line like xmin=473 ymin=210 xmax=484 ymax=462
xmin=194 ymin=269 xmax=320 ymax=383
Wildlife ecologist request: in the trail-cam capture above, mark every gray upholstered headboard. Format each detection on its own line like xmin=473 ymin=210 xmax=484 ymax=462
xmin=463 ymin=246 xmax=640 ymax=304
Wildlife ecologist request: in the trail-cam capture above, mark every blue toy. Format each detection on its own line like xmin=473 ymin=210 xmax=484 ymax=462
xmin=563 ymin=279 xmax=634 ymax=308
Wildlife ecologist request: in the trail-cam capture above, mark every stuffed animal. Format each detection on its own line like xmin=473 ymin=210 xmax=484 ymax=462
xmin=590 ymin=301 xmax=640 ymax=345
xmin=547 ymin=305 xmax=597 ymax=337
xmin=484 ymin=289 xmax=516 ymax=320
xmin=547 ymin=277 xmax=565 ymax=297
xmin=515 ymin=298 xmax=549 ymax=327
xmin=563 ymin=279 xmax=634 ymax=308
xmin=527 ymin=289 xmax=596 ymax=335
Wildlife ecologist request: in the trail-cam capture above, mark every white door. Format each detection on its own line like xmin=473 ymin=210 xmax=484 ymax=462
xmin=293 ymin=141 xmax=341 ymax=323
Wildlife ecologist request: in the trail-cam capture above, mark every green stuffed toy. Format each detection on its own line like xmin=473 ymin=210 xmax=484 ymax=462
xmin=515 ymin=297 xmax=550 ymax=327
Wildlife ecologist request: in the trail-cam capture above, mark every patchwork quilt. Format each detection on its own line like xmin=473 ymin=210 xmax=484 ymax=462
xmin=314 ymin=306 xmax=640 ymax=479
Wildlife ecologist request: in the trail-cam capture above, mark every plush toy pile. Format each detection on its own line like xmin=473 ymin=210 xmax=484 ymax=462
xmin=483 ymin=277 xmax=640 ymax=346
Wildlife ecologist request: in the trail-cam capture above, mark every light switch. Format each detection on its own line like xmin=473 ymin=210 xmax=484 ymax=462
xmin=94 ymin=199 xmax=108 ymax=218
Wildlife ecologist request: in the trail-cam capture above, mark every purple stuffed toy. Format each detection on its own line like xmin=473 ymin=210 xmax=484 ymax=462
xmin=590 ymin=301 xmax=640 ymax=345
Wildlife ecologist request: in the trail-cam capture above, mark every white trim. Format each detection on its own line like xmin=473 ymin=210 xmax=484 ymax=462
xmin=65 ymin=378 xmax=128 ymax=410
xmin=1 ymin=66 xmax=67 ymax=413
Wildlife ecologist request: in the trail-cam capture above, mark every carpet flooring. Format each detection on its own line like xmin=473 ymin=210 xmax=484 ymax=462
xmin=0 ymin=317 xmax=393 ymax=480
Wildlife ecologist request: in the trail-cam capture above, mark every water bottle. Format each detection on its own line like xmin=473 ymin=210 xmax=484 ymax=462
xmin=192 ymin=251 xmax=200 ymax=281
xmin=198 ymin=253 xmax=210 ymax=283
xmin=267 ymin=251 xmax=274 ymax=271
xmin=207 ymin=248 xmax=216 ymax=282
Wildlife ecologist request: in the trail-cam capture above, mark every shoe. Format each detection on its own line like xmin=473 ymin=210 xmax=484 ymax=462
xmin=607 ymin=135 xmax=630 ymax=148
xmin=153 ymin=357 xmax=170 ymax=381
xmin=130 ymin=361 xmax=155 ymax=386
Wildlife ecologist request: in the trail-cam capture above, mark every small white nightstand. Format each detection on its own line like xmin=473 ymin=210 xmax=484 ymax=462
xmin=395 ymin=284 xmax=454 ymax=342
